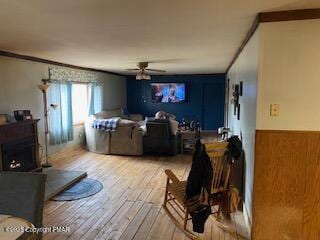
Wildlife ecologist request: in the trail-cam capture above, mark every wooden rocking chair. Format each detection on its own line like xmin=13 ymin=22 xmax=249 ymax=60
xmin=163 ymin=141 xmax=230 ymax=239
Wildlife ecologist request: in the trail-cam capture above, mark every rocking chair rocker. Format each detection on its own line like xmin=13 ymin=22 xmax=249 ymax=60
xmin=163 ymin=141 xmax=230 ymax=239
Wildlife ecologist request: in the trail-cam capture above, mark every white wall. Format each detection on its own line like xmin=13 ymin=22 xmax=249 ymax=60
xmin=0 ymin=56 xmax=126 ymax=155
xmin=257 ymin=19 xmax=320 ymax=130
xmin=227 ymin=29 xmax=259 ymax=223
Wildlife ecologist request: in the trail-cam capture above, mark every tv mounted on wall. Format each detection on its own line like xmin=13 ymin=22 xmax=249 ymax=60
xmin=151 ymin=83 xmax=186 ymax=103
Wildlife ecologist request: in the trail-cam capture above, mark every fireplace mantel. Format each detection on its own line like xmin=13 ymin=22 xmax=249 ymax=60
xmin=0 ymin=119 xmax=41 ymax=172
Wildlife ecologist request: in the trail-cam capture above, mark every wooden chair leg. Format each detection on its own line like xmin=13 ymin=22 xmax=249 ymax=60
xmin=163 ymin=178 xmax=169 ymax=206
xmin=184 ymin=209 xmax=189 ymax=230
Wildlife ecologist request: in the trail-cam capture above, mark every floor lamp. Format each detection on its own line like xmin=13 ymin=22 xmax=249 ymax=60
xmin=38 ymin=83 xmax=58 ymax=168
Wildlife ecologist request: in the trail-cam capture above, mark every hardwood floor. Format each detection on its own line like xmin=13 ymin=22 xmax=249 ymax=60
xmin=43 ymin=147 xmax=250 ymax=240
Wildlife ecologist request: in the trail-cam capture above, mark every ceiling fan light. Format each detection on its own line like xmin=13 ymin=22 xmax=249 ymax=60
xmin=140 ymin=71 xmax=150 ymax=80
xmin=136 ymin=72 xmax=143 ymax=80
xmin=130 ymin=62 xmax=163 ymax=80
xmin=144 ymin=73 xmax=151 ymax=80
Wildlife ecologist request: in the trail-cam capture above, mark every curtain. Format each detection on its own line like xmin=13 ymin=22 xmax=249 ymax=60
xmin=48 ymin=82 xmax=74 ymax=145
xmin=88 ymin=84 xmax=103 ymax=116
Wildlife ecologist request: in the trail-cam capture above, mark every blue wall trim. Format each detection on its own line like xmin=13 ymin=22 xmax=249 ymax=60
xmin=126 ymin=74 xmax=225 ymax=130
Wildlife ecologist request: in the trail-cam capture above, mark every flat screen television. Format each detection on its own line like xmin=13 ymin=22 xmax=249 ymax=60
xmin=151 ymin=83 xmax=186 ymax=103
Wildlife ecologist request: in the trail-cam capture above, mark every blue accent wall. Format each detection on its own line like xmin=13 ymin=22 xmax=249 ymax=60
xmin=126 ymin=74 xmax=225 ymax=130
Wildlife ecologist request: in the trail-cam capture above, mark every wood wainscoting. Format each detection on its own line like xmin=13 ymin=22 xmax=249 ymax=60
xmin=252 ymin=130 xmax=320 ymax=240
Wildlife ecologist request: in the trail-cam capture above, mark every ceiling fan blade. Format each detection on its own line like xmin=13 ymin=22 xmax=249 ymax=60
xmin=126 ymin=68 xmax=140 ymax=71
xmin=146 ymin=68 xmax=166 ymax=73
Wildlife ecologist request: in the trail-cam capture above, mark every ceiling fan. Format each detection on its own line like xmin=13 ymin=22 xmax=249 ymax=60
xmin=126 ymin=62 xmax=166 ymax=80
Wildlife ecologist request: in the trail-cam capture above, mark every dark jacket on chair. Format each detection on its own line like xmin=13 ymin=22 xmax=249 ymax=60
xmin=185 ymin=139 xmax=213 ymax=233
xmin=185 ymin=139 xmax=213 ymax=200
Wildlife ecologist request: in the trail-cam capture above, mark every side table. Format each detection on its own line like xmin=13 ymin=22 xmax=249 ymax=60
xmin=180 ymin=130 xmax=197 ymax=153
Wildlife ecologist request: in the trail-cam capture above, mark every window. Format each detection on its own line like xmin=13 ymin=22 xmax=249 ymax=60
xmin=72 ymin=84 xmax=88 ymax=124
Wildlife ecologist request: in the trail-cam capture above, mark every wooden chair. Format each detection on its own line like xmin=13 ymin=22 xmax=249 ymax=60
xmin=163 ymin=141 xmax=229 ymax=239
xmin=205 ymin=142 xmax=230 ymax=218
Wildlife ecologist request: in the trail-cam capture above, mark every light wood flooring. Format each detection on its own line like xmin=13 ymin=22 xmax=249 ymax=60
xmin=43 ymin=147 xmax=250 ymax=240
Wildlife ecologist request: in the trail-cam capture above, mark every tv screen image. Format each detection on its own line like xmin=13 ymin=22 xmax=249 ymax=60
xmin=151 ymin=83 xmax=186 ymax=103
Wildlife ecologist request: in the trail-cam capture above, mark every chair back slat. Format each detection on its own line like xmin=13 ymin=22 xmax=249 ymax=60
xmin=212 ymin=157 xmax=221 ymax=191
xmin=205 ymin=142 xmax=230 ymax=194
xmin=217 ymin=162 xmax=224 ymax=190
xmin=212 ymin=159 xmax=218 ymax=190
xmin=223 ymin=165 xmax=231 ymax=189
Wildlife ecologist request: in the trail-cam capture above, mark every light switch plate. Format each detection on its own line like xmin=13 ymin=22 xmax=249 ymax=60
xmin=270 ymin=104 xmax=280 ymax=116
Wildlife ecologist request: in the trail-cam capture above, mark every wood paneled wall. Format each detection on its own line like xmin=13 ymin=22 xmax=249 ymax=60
xmin=252 ymin=130 xmax=320 ymax=240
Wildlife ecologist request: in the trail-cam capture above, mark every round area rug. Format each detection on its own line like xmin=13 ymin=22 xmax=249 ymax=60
xmin=52 ymin=178 xmax=103 ymax=201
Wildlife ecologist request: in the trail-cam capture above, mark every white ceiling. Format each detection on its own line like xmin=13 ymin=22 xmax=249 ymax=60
xmin=0 ymin=0 xmax=319 ymax=75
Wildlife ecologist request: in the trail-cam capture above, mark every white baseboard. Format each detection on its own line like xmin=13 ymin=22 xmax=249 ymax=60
xmin=243 ymin=203 xmax=252 ymax=239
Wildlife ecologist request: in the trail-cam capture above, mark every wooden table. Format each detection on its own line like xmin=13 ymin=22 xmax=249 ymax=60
xmin=0 ymin=215 xmax=35 ymax=240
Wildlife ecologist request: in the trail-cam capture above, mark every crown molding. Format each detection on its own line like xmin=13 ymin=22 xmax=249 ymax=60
xmin=0 ymin=50 xmax=125 ymax=77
